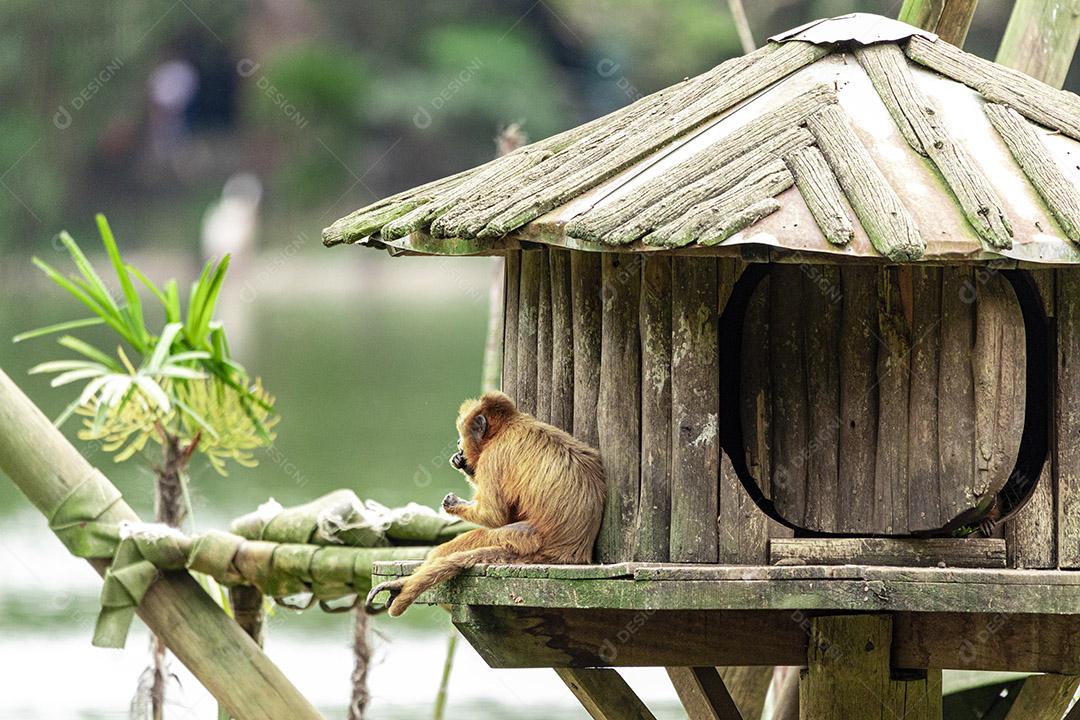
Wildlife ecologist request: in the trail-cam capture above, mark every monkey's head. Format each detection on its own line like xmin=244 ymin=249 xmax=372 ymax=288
xmin=450 ymin=391 xmax=517 ymax=476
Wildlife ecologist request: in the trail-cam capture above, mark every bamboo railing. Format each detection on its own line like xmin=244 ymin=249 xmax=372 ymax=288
xmin=0 ymin=368 xmax=323 ymax=720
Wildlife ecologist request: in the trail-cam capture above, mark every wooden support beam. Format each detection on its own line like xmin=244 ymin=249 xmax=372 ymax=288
xmin=502 ymin=249 xmax=521 ymax=399
xmin=769 ymin=537 xmax=1006 ymax=568
xmin=996 ymin=0 xmax=1080 ymax=91
xmin=555 ymin=668 xmax=656 ymax=720
xmin=1004 ymin=673 xmax=1080 ymax=720
xmin=667 ymin=667 xmax=743 ymax=720
xmin=898 ymin=0 xmax=979 ymax=45
xmin=717 ymin=667 xmax=771 ymax=720
xmin=799 ymin=615 xmax=942 ymax=719
xmin=450 ymin=604 xmax=1080 ymax=675
xmin=0 ymin=369 xmax=321 ymax=720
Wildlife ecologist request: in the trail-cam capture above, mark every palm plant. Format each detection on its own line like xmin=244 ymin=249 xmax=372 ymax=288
xmin=16 ymin=214 xmax=278 ymax=720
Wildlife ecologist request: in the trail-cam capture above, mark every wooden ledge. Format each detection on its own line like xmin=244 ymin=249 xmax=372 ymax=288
xmin=372 ymin=561 xmax=1080 ymax=615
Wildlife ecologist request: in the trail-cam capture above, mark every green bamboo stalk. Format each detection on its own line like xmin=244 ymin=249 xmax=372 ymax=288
xmin=898 ymin=0 xmax=980 ymax=45
xmin=0 ymin=367 xmax=322 ymax=720
xmin=996 ymin=0 xmax=1080 ymax=90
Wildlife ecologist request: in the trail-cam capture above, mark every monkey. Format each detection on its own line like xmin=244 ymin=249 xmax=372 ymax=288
xmin=365 ymin=391 xmax=606 ymax=617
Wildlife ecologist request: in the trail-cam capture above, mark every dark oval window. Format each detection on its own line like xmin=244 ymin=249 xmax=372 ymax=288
xmin=720 ymin=264 xmax=1048 ymax=537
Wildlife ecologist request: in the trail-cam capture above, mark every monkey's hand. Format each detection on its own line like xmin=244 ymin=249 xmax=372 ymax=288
xmin=442 ymin=492 xmax=466 ymax=514
xmin=365 ymin=578 xmax=405 ymax=615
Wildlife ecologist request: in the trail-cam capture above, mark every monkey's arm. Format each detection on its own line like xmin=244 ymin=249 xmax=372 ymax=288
xmin=443 ymin=454 xmax=515 ymax=527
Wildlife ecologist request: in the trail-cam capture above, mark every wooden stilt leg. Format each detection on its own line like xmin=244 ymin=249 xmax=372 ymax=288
xmin=799 ymin=615 xmax=941 ymax=720
xmin=667 ymin=667 xmax=743 ymax=719
xmin=555 ymin=668 xmax=656 ymax=720
xmin=718 ymin=666 xmax=771 ymax=719
xmin=1004 ymin=673 xmax=1080 ymax=720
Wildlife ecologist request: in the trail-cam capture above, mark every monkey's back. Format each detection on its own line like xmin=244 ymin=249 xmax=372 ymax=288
xmin=501 ymin=417 xmax=606 ymax=563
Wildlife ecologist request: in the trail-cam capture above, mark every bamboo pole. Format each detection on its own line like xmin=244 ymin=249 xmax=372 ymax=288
xmin=726 ymin=0 xmax=756 ymax=54
xmin=0 ymin=368 xmax=322 ymax=720
xmin=898 ymin=0 xmax=980 ymax=45
xmin=996 ymin=0 xmax=1080 ymax=90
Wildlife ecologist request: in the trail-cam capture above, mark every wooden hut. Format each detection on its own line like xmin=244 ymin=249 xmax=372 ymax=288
xmin=326 ymin=13 xmax=1080 ymax=719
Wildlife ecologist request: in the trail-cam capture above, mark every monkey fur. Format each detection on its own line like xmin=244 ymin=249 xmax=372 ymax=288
xmin=366 ymin=391 xmax=606 ymax=617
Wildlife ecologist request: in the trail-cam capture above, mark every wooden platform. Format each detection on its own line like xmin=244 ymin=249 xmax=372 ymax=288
xmin=373 ymin=561 xmax=1080 ymax=675
xmin=373 ymin=561 xmax=1080 ymax=615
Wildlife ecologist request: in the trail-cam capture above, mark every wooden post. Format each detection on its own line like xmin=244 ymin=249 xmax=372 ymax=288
xmin=1004 ymin=673 xmax=1080 ymax=720
xmin=503 ymin=250 xmax=521 ymax=399
xmin=596 ymin=254 xmax=641 ymax=563
xmin=670 ymin=257 xmax=719 ymax=562
xmin=536 ymin=247 xmax=553 ymax=423
xmin=637 ymin=254 xmax=672 ymax=562
xmin=228 ymin=585 xmax=265 ymax=647
xmin=0 ymin=369 xmax=322 ymax=720
xmin=549 ymin=248 xmax=575 ymax=432
xmin=897 ymin=0 xmax=980 ymax=45
xmin=799 ymin=615 xmax=941 ymax=720
xmin=996 ymin=0 xmax=1080 ymax=90
xmin=555 ymin=668 xmax=656 ymax=720
xmin=517 ymin=249 xmax=542 ymax=414
xmin=572 ymin=251 xmax=602 ymax=448
xmin=667 ymin=667 xmax=743 ymax=720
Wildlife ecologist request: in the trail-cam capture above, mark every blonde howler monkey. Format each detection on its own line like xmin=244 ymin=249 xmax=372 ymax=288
xmin=366 ymin=391 xmax=606 ymax=617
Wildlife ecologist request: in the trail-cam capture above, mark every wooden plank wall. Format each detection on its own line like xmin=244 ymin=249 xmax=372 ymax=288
xmin=1056 ymin=269 xmax=1080 ymax=567
xmin=743 ymin=266 xmax=1027 ymax=535
xmin=504 ymin=250 xmax=768 ymax=564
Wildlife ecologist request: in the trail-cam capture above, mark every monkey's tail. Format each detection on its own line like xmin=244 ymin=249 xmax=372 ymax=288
xmin=388 ymin=545 xmax=525 ymax=617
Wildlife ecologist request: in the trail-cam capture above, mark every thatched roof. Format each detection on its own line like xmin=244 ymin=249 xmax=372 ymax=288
xmin=323 ymin=13 xmax=1080 ymax=265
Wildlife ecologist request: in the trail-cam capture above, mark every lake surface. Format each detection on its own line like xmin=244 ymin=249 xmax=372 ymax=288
xmin=0 ymin=253 xmax=683 ymax=718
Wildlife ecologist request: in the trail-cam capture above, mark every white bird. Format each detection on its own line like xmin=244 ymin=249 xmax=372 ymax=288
xmin=200 ymin=172 xmax=263 ymax=265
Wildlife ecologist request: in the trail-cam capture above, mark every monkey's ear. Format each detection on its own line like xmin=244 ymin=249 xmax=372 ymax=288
xmin=470 ymin=413 xmax=488 ymax=442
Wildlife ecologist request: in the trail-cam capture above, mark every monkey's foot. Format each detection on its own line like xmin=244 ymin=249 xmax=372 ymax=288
xmin=365 ymin=578 xmax=405 ymax=615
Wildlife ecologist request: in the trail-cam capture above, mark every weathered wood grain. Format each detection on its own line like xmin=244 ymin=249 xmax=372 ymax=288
xmin=549 ymin=248 xmax=574 ymax=432
xmin=767 ymin=265 xmax=808 ymax=526
xmin=875 ymin=268 xmax=912 ymax=533
xmin=800 ymin=615 xmax=942 ymax=720
xmin=450 ymin=604 xmax=1080 ymax=674
xmin=598 ymin=128 xmax=809 ymax=247
xmin=565 ymin=85 xmax=835 ymax=243
xmin=516 ymin=249 xmax=542 ymax=415
xmin=720 ymin=262 xmax=769 ymax=565
xmin=898 ymin=0 xmax=979 ymax=45
xmin=741 ymin=276 xmax=772 ymax=499
xmin=671 ymin=257 xmax=720 ymax=562
xmin=571 ymin=251 xmax=602 ymax=448
xmin=717 ymin=667 xmax=770 ymax=720
xmin=1057 ymin=268 xmax=1080 ymax=567
xmin=536 ymin=248 xmax=553 ymax=423
xmin=784 ymin=145 xmax=854 ymax=245
xmin=802 ymin=266 xmax=842 ymax=531
xmin=1007 ymin=458 xmax=1056 ymax=568
xmin=985 ymin=103 xmax=1080 ymax=244
xmin=907 ymin=35 xmax=1080 ymax=143
xmin=857 ymin=43 xmax=1013 ymax=250
xmin=909 ymin=267 xmax=943 ymax=531
xmin=837 ymin=266 xmax=879 ymax=533
xmin=555 ymin=668 xmax=656 ymax=720
xmin=1003 ymin=673 xmax=1080 ymax=720
xmin=807 ymin=105 xmax=924 ymax=261
xmin=973 ymin=272 xmax=1026 ymax=499
xmin=637 ymin=255 xmax=672 ymax=563
xmin=475 ymin=42 xmax=829 ymax=239
xmin=938 ymin=267 xmax=977 ymax=520
xmin=666 ymin=667 xmax=742 ymax=720
xmin=597 ymin=254 xmax=641 ymax=563
xmin=644 ymin=159 xmax=792 ymax=248
xmin=996 ymin=0 xmax=1080 ymax=92
xmin=769 ymin=537 xmax=1006 ymax=567
xmin=502 ymin=250 xmax=521 ymax=399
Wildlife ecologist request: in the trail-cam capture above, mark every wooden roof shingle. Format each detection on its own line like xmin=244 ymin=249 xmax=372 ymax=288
xmin=323 ymin=13 xmax=1080 ymax=266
